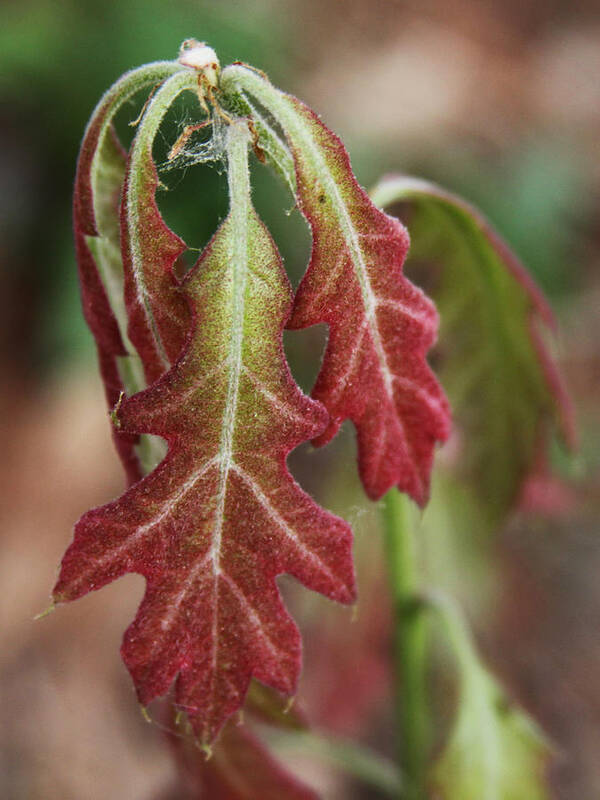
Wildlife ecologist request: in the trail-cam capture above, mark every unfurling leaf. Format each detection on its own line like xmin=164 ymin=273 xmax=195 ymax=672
xmin=429 ymin=594 xmax=551 ymax=800
xmin=370 ymin=176 xmax=574 ymax=522
xmin=121 ymin=70 xmax=199 ymax=384
xmin=221 ymin=67 xmax=451 ymax=505
xmin=73 ymin=61 xmax=183 ymax=484
xmin=54 ymin=122 xmax=355 ymax=745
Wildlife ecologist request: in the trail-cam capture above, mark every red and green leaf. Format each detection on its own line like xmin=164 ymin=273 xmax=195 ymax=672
xmin=73 ymin=61 xmax=183 ymax=482
xmin=370 ymin=175 xmax=575 ymax=522
xmin=55 ymin=122 xmax=355 ymax=745
xmin=221 ymin=66 xmax=451 ymax=505
xmin=121 ymin=70 xmax=199 ymax=385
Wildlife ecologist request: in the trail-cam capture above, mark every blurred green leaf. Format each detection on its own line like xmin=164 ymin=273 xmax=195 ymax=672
xmin=428 ymin=593 xmax=550 ymax=800
xmin=268 ymin=728 xmax=404 ymax=797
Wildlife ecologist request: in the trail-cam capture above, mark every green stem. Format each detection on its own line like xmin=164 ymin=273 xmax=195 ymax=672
xmin=383 ymin=489 xmax=429 ymax=800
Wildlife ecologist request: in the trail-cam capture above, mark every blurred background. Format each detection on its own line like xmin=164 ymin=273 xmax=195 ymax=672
xmin=1 ymin=0 xmax=598 ymax=797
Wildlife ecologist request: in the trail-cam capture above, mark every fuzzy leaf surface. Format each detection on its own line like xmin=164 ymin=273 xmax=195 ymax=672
xmin=429 ymin=595 xmax=550 ymax=800
xmin=55 ymin=123 xmax=355 ymax=745
xmin=121 ymin=70 xmax=199 ymax=384
xmin=221 ymin=66 xmax=451 ymax=505
xmin=371 ymin=176 xmax=574 ymax=522
xmin=74 ymin=62 xmax=182 ymax=482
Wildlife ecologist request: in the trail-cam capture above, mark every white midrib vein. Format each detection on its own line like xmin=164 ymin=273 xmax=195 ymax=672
xmin=291 ymin=121 xmax=395 ymax=394
xmin=313 ymin=148 xmax=395 ymax=395
xmin=222 ymin=69 xmax=395 ymax=400
xmin=209 ymin=122 xmax=251 ymax=581
xmin=144 ymin=124 xmax=252 ymax=679
xmin=205 ymin=122 xmax=252 ymax=688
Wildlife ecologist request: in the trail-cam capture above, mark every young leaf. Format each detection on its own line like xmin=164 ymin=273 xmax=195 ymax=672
xmin=370 ymin=176 xmax=575 ymax=522
xmin=74 ymin=61 xmax=184 ymax=482
xmin=428 ymin=594 xmax=551 ymax=800
xmin=54 ymin=121 xmax=355 ymax=745
xmin=221 ymin=66 xmax=451 ymax=505
xmin=121 ymin=69 xmax=200 ymax=384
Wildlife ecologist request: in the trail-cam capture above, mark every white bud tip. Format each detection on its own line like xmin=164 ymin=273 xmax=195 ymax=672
xmin=178 ymin=41 xmax=220 ymax=84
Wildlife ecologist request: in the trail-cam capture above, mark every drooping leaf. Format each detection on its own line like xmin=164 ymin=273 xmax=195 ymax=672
xmin=370 ymin=176 xmax=574 ymax=522
xmin=221 ymin=67 xmax=451 ymax=505
xmin=54 ymin=121 xmax=355 ymax=745
xmin=73 ymin=61 xmax=184 ymax=482
xmin=429 ymin=594 xmax=551 ymax=800
xmin=167 ymin=719 xmax=318 ymax=800
xmin=121 ymin=69 xmax=199 ymax=384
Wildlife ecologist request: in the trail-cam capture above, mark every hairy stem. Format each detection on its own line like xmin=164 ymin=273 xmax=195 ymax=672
xmin=382 ymin=489 xmax=429 ymax=800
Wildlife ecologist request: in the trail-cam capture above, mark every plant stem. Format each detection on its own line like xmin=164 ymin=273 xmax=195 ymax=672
xmin=383 ymin=488 xmax=429 ymax=800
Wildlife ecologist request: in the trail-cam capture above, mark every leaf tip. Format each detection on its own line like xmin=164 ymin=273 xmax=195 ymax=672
xmin=283 ymin=695 xmax=296 ymax=715
xmin=109 ymin=391 xmax=125 ymax=430
xmin=33 ymin=602 xmax=56 ymax=621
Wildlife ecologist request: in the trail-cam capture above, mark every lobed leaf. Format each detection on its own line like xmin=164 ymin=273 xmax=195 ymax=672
xmin=221 ymin=66 xmax=451 ymax=506
xmin=370 ymin=176 xmax=575 ymax=522
xmin=428 ymin=594 xmax=550 ymax=800
xmin=73 ymin=61 xmax=184 ymax=482
xmin=55 ymin=121 xmax=355 ymax=745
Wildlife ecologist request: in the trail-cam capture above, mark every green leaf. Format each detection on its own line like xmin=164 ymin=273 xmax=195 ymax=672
xmin=429 ymin=594 xmax=551 ymax=800
xmin=370 ymin=176 xmax=574 ymax=523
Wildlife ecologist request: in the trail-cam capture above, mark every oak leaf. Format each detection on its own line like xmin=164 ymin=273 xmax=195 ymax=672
xmin=55 ymin=123 xmax=355 ymax=745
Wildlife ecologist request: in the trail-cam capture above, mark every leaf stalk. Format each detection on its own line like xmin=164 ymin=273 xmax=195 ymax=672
xmin=382 ymin=489 xmax=429 ymax=800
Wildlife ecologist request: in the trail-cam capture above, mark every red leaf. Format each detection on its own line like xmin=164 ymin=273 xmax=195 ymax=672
xmin=168 ymin=720 xmax=318 ymax=800
xmin=75 ymin=117 xmax=142 ymax=485
xmin=73 ymin=63 xmax=184 ymax=483
xmin=121 ymin=71 xmax=198 ymax=384
xmin=55 ymin=122 xmax=355 ymax=745
xmin=284 ymin=100 xmax=450 ymax=504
